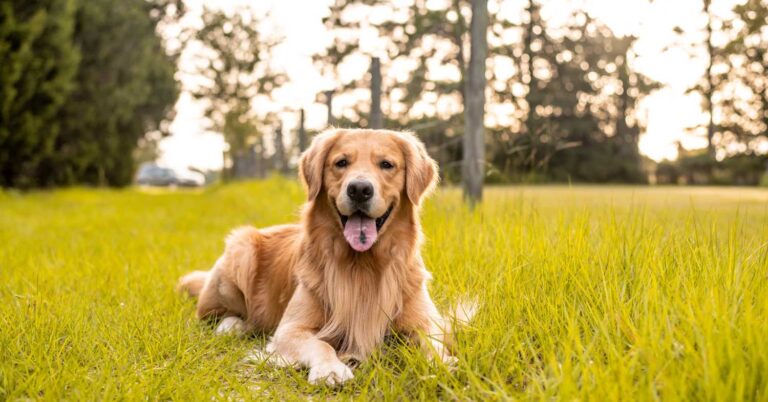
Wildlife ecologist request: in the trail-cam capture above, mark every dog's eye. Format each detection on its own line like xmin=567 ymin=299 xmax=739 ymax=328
xmin=380 ymin=161 xmax=394 ymax=170
xmin=335 ymin=159 xmax=348 ymax=168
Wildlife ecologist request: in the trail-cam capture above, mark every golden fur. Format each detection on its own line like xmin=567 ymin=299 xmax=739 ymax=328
xmin=177 ymin=129 xmax=453 ymax=385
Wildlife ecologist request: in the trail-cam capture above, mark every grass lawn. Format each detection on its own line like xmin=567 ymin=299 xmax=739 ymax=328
xmin=1 ymin=179 xmax=767 ymax=400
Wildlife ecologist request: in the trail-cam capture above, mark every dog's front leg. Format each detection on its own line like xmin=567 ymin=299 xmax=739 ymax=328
xmin=395 ymin=285 xmax=456 ymax=366
xmin=266 ymin=285 xmax=353 ymax=385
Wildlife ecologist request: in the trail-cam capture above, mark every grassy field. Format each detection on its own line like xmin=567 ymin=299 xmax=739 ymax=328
xmin=1 ymin=179 xmax=767 ymax=400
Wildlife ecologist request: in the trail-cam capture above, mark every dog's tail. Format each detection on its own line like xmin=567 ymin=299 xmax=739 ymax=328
xmin=176 ymin=270 xmax=210 ymax=297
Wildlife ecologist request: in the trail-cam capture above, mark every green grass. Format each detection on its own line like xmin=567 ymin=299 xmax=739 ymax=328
xmin=1 ymin=178 xmax=767 ymax=400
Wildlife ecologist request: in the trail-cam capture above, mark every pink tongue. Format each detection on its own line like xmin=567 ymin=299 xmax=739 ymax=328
xmin=343 ymin=213 xmax=379 ymax=252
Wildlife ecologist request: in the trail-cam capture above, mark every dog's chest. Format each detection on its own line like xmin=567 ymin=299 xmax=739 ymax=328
xmin=315 ymin=263 xmax=405 ymax=359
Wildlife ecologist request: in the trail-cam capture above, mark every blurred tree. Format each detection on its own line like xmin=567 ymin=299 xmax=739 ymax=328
xmin=701 ymin=0 xmax=718 ymax=157
xmin=491 ymin=5 xmax=657 ymax=183
xmin=318 ymin=1 xmax=656 ymax=183
xmin=146 ymin=0 xmax=185 ymax=31
xmin=670 ymin=0 xmax=730 ymax=158
xmin=488 ymin=0 xmax=568 ymax=180
xmin=663 ymin=0 xmax=767 ymax=184
xmin=39 ymin=0 xmax=180 ymax=186
xmin=190 ymin=7 xmax=285 ymax=178
xmin=313 ymin=0 xmax=362 ymax=126
xmin=610 ymin=35 xmax=659 ymax=181
xmin=130 ymin=0 xmax=186 ymax=169
xmin=0 ymin=0 xmax=79 ymax=188
xmin=720 ymin=0 xmax=768 ymax=151
xmin=548 ymin=16 xmax=658 ymax=183
xmin=317 ymin=0 xmax=500 ymax=179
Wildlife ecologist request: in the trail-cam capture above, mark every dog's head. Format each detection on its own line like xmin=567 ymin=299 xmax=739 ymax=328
xmin=299 ymin=129 xmax=438 ymax=252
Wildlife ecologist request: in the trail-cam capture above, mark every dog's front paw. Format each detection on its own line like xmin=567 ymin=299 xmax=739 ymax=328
xmin=425 ymin=347 xmax=459 ymax=371
xmin=308 ymin=360 xmax=354 ymax=386
xmin=215 ymin=316 xmax=245 ymax=336
xmin=441 ymin=355 xmax=459 ymax=369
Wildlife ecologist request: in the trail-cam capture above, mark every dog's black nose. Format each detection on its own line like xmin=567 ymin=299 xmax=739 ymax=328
xmin=347 ymin=180 xmax=373 ymax=203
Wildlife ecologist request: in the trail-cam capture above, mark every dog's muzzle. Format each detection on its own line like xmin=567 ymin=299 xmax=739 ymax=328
xmin=337 ymin=204 xmax=394 ymax=253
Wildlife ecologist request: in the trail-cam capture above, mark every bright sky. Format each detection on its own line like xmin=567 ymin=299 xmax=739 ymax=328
xmin=159 ymin=0 xmax=735 ymax=171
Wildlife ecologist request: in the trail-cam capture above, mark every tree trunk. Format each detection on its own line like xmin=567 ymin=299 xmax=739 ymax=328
xmin=616 ymin=46 xmax=632 ymax=148
xmin=462 ymin=0 xmax=488 ymax=206
xmin=451 ymin=0 xmax=467 ymax=104
xmin=255 ymin=136 xmax=266 ymax=178
xmin=273 ymin=124 xmax=287 ymax=174
xmin=704 ymin=0 xmax=716 ymax=158
xmin=222 ymin=150 xmax=228 ymax=181
xmin=325 ymin=90 xmax=335 ymax=127
xmin=523 ymin=0 xmax=541 ymax=169
xmin=370 ymin=57 xmax=383 ymax=129
xmin=298 ymin=108 xmax=308 ymax=152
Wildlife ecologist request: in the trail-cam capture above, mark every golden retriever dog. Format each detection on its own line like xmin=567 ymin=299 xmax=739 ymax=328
xmin=177 ymin=128 xmax=458 ymax=385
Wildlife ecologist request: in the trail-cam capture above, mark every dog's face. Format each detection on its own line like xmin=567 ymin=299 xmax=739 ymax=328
xmin=324 ymin=133 xmax=402 ymax=231
xmin=300 ymin=129 xmax=438 ymax=252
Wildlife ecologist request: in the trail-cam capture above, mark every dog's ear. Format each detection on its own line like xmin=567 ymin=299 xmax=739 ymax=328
xmin=398 ymin=131 xmax=439 ymax=205
xmin=299 ymin=129 xmax=341 ymax=201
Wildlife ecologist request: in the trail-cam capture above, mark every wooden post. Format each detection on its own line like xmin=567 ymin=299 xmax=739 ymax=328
xmin=324 ymin=90 xmax=335 ymax=127
xmin=462 ymin=0 xmax=488 ymax=206
xmin=370 ymin=57 xmax=383 ymax=129
xmin=274 ymin=124 xmax=287 ymax=174
xmin=222 ymin=150 xmax=228 ymax=181
xmin=256 ymin=136 xmax=266 ymax=178
xmin=298 ymin=108 xmax=308 ymax=152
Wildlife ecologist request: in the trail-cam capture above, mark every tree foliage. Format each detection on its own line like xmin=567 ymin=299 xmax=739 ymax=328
xmin=191 ymin=7 xmax=285 ymax=166
xmin=0 ymin=0 xmax=78 ymax=187
xmin=319 ymin=0 xmax=658 ymax=183
xmin=673 ymin=0 xmax=768 ymax=158
xmin=497 ymin=7 xmax=658 ymax=183
xmin=0 ymin=0 xmax=181 ymax=188
xmin=720 ymin=0 xmax=768 ymax=150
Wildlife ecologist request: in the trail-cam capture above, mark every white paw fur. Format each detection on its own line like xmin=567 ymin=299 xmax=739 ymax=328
xmin=441 ymin=355 xmax=459 ymax=369
xmin=308 ymin=360 xmax=354 ymax=385
xmin=215 ymin=316 xmax=245 ymax=336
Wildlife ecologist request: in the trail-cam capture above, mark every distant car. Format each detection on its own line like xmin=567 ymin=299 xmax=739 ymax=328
xmin=136 ymin=164 xmax=205 ymax=187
